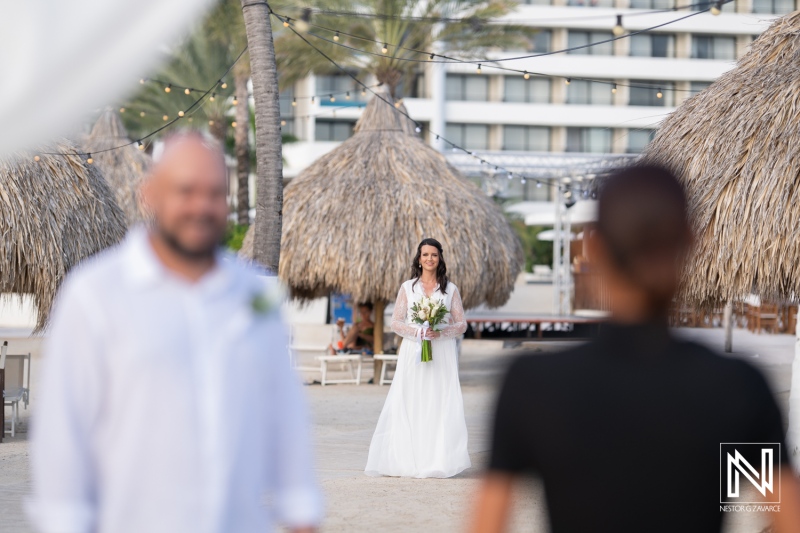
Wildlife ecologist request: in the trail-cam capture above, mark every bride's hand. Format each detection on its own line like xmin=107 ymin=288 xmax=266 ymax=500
xmin=425 ymin=330 xmax=440 ymax=340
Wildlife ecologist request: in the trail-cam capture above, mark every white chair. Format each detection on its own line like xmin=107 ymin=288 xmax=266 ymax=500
xmin=3 ymin=351 xmax=31 ymax=437
xmin=374 ymin=354 xmax=399 ymax=385
xmin=289 ymin=324 xmax=363 ymax=386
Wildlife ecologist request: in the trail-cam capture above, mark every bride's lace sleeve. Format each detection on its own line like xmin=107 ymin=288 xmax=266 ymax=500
xmin=440 ymin=286 xmax=467 ymax=338
xmin=391 ymin=287 xmax=420 ymax=340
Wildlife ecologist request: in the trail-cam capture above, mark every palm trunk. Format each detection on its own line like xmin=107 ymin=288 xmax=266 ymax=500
xmin=240 ymin=0 xmax=282 ymax=271
xmin=234 ymin=68 xmax=251 ymax=226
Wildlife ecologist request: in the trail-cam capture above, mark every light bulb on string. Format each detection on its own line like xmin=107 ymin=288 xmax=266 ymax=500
xmin=656 ymin=88 xmax=663 ymax=99
xmin=394 ymin=101 xmax=401 ymax=108
xmin=415 ymin=126 xmax=422 ymax=133
xmin=508 ymin=172 xmax=513 ymax=180
xmin=184 ymin=88 xmax=191 ymax=95
xmin=292 ymin=98 xmax=297 ymax=106
xmin=361 ymin=89 xmax=366 ymax=96
xmin=178 ymin=111 xmax=185 ymax=117
xmin=710 ymin=1 xmax=722 ymax=15
xmin=86 ymin=154 xmax=93 ymax=165
xmin=476 ymin=64 xmax=482 ymax=74
xmin=221 ymin=81 xmax=228 ymax=89
xmin=521 ymin=178 xmax=527 ymax=184
xmin=137 ymin=141 xmax=145 ymax=150
xmin=34 ymin=155 xmax=40 ymax=162
xmin=210 ymin=93 xmax=216 ymax=102
xmin=345 ymin=91 xmax=350 ymax=100
xmin=232 ymin=121 xmax=237 ymax=128
xmin=163 ymin=115 xmax=169 ymax=121
xmin=523 ymin=71 xmax=530 ymax=80
xmin=311 ymin=96 xmax=315 ymax=103
xmin=329 ymin=94 xmax=335 ymax=102
xmin=612 ymin=84 xmax=617 ymax=94
xmin=333 ymin=31 xmax=340 ymax=41
xmin=613 ymin=15 xmax=624 ymax=37
xmin=209 ymin=120 xmax=215 ymax=126
xmin=429 ymin=53 xmax=435 ymax=60
xmin=139 ymin=78 xmax=145 ymax=85
xmin=536 ymin=181 xmax=542 ymax=188
xmin=140 ymin=111 xmax=146 ymax=117
xmin=280 ymin=120 xmax=286 ymax=126
xmin=119 ymin=107 xmax=126 ymax=113
xmin=232 ymin=96 xmax=239 ymax=106
xmin=164 ymin=84 xmax=172 ymax=93
xmin=565 ymin=78 xmax=571 ymax=85
xmin=381 ymin=43 xmax=388 ymax=54
xmin=283 ymin=17 xmax=290 ymax=27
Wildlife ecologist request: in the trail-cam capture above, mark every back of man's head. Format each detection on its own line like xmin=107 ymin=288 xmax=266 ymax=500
xmin=594 ymin=164 xmax=692 ymax=311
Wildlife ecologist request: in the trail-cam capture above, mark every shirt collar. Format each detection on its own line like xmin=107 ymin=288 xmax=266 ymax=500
xmin=122 ymin=226 xmax=232 ymax=294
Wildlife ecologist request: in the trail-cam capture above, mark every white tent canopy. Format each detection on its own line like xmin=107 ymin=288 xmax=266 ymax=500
xmin=566 ymin=200 xmax=598 ymax=225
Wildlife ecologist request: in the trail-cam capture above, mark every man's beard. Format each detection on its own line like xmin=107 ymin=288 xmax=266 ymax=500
xmin=153 ymin=220 xmax=220 ymax=260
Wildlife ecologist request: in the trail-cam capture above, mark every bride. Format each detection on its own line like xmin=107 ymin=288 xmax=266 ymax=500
xmin=365 ymin=238 xmax=471 ymax=478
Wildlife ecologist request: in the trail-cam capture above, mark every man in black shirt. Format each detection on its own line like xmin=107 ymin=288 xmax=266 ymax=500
xmin=471 ymin=164 xmax=800 ymax=533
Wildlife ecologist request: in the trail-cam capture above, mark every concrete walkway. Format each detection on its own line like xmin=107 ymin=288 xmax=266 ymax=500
xmin=0 ymin=327 xmax=793 ymax=532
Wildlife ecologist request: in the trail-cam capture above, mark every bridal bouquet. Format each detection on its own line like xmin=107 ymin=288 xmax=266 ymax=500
xmin=409 ymin=296 xmax=448 ymax=363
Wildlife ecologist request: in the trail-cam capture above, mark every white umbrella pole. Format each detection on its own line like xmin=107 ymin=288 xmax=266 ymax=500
xmin=788 ymin=304 xmax=800 ymax=472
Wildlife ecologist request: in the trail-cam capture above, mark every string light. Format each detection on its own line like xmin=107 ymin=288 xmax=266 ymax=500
xmin=523 ymin=71 xmax=530 ymax=80
xmin=333 ymin=31 xmax=340 ymax=41
xmin=137 ymin=141 xmax=145 ymax=150
xmin=280 ymin=119 xmax=286 ymax=126
xmin=565 ymin=78 xmax=571 ymax=85
xmin=292 ymin=97 xmax=297 ymax=106
xmin=221 ymin=81 xmax=228 ymax=89
xmin=209 ymin=120 xmax=215 ymax=126
xmin=710 ymin=1 xmax=722 ymax=15
xmin=476 ymin=64 xmax=482 ymax=74
xmin=184 ymin=88 xmax=191 ymax=95
xmin=311 ymin=96 xmax=315 ymax=103
xmin=164 ymin=84 xmax=172 ymax=93
xmin=521 ymin=177 xmax=527 ymax=184
xmin=232 ymin=121 xmax=237 ymax=128
xmin=283 ymin=17 xmax=290 ymax=27
xmin=232 ymin=96 xmax=239 ymax=106
xmin=612 ymin=15 xmax=624 ymax=37
xmin=361 ymin=89 xmax=366 ymax=96
xmin=536 ymin=181 xmax=542 ymax=188
xmin=381 ymin=43 xmax=388 ymax=54
xmin=656 ymin=88 xmax=663 ymax=99
xmin=140 ymin=111 xmax=146 ymax=117
xmin=119 ymin=107 xmax=126 ymax=113
xmin=345 ymin=91 xmax=350 ymax=100
xmin=34 ymin=155 xmax=40 ymax=162
xmin=210 ymin=93 xmax=216 ymax=102
xmin=429 ymin=53 xmax=435 ymax=60
xmin=178 ymin=110 xmax=185 ymax=117
xmin=612 ymin=84 xmax=617 ymax=93
xmin=162 ymin=114 xmax=169 ymax=121
xmin=329 ymin=94 xmax=335 ymax=102
xmin=86 ymin=153 xmax=93 ymax=165
xmin=415 ymin=126 xmax=421 ymax=133
xmin=139 ymin=78 xmax=145 ymax=85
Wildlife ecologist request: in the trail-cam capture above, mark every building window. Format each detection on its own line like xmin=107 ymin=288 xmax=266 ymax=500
xmin=629 ymin=81 xmax=675 ymax=106
xmin=528 ymin=30 xmax=552 ymax=53
xmin=566 ymin=0 xmax=614 ymax=7
xmin=691 ymin=35 xmax=736 ymax=60
xmin=279 ymin=89 xmax=294 ymax=117
xmin=753 ymin=0 xmax=795 ymax=13
xmin=627 ymin=129 xmax=656 ymax=153
xmin=315 ymin=120 xmax=354 ymax=141
xmin=567 ymin=31 xmax=614 ymax=55
xmin=315 ymin=74 xmax=364 ymax=104
xmin=446 ymin=123 xmax=489 ymax=150
xmin=690 ymin=81 xmax=712 ymax=96
xmin=629 ymin=34 xmax=675 ymax=58
xmin=445 ymin=74 xmax=489 ymax=101
xmin=629 ymin=0 xmax=673 ymax=7
xmin=566 ymin=128 xmax=611 ymax=153
xmin=504 ymin=77 xmax=551 ymax=103
xmin=503 ymin=126 xmax=551 ymax=151
xmin=566 ymin=80 xmax=613 ymax=106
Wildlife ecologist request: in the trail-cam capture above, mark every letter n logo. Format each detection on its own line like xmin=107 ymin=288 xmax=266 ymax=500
xmin=720 ymin=443 xmax=781 ymax=504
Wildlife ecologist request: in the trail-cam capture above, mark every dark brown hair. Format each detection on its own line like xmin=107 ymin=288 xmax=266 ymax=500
xmin=411 ymin=238 xmax=449 ymax=295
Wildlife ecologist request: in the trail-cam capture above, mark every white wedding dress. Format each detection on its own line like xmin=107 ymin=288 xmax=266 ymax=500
xmin=365 ymin=279 xmax=471 ymax=478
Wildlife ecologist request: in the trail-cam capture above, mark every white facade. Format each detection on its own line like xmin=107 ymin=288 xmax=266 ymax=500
xmin=281 ymin=0 xmax=788 ymax=197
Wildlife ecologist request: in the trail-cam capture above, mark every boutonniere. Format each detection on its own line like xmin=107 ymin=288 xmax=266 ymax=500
xmin=250 ymin=292 xmax=275 ymax=316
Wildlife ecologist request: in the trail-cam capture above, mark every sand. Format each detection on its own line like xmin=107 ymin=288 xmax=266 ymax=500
xmin=0 ymin=328 xmax=793 ymax=532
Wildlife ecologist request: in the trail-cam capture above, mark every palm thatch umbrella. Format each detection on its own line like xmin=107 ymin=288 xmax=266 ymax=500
xmin=640 ymin=12 xmax=800 ymax=465
xmin=0 ymin=141 xmax=127 ymax=330
xmin=243 ymin=89 xmax=522 ymax=353
xmin=84 ymin=108 xmax=150 ymax=223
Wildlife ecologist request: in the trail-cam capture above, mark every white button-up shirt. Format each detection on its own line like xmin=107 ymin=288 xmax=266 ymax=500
xmin=27 ymin=228 xmax=322 ymax=533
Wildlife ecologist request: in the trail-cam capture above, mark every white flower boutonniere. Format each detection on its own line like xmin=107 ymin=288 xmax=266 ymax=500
xmin=250 ymin=292 xmax=275 ymax=316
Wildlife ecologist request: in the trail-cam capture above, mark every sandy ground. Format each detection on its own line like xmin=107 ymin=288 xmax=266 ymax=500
xmin=0 ymin=325 xmax=793 ymax=532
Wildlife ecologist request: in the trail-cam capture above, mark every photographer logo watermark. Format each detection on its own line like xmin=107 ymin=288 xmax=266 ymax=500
xmin=720 ymin=443 xmax=781 ymax=512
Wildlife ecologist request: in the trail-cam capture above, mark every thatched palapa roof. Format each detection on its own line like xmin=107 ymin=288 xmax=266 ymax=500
xmin=0 ymin=141 xmax=127 ymax=329
xmin=84 ymin=109 xmax=150 ymax=223
xmin=642 ymin=12 xmax=800 ymax=306
xmin=243 ymin=90 xmax=522 ymax=308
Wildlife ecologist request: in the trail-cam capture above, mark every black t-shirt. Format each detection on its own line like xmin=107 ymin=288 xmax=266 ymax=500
xmin=489 ymin=323 xmax=788 ymax=533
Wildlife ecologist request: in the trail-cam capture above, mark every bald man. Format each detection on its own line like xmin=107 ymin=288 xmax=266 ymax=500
xmin=28 ymin=132 xmax=322 ymax=533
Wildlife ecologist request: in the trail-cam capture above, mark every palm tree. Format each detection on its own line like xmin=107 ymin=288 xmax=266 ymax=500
xmin=121 ymin=31 xmax=235 ymax=145
xmin=240 ymin=0 xmax=283 ymax=271
xmin=273 ymin=0 xmax=529 ymax=98
xmin=206 ymin=0 xmax=252 ymax=226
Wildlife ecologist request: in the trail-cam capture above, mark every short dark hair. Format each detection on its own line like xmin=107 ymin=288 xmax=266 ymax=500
xmin=358 ymin=302 xmax=374 ymax=311
xmin=597 ymin=164 xmax=690 ymax=272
